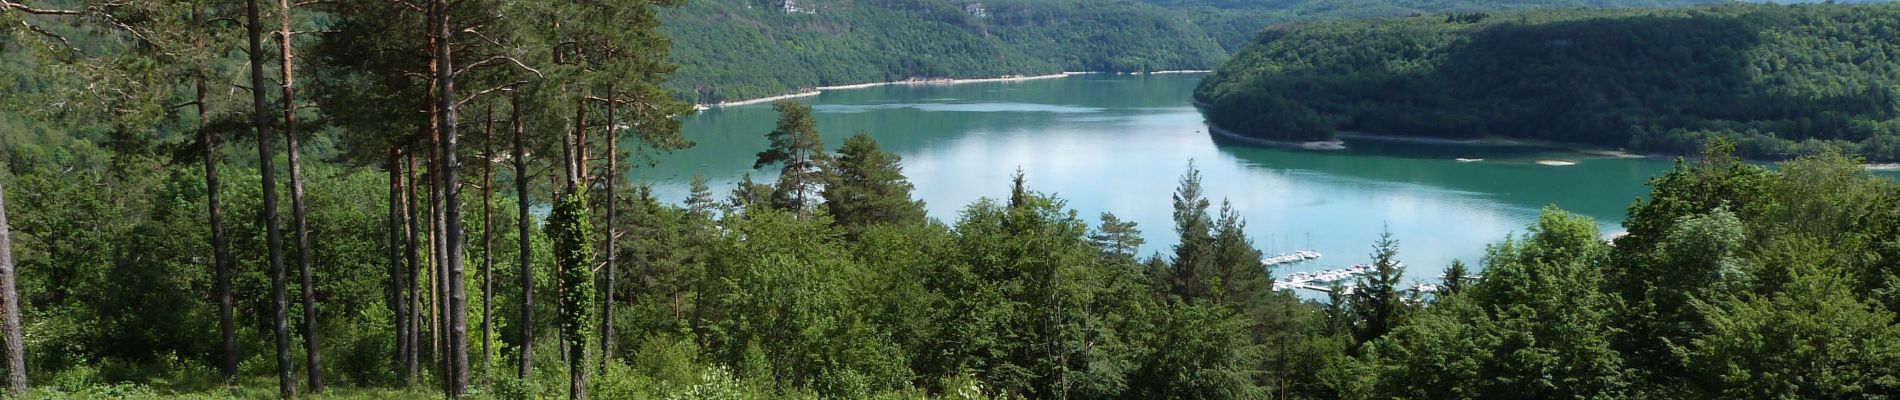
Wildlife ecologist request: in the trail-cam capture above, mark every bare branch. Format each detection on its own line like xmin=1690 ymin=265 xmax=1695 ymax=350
xmin=455 ymin=81 xmax=528 ymax=107
xmin=1 ymin=1 xmax=84 ymax=15
xmin=20 ymin=21 xmax=87 ymax=57
xmin=291 ymin=0 xmax=337 ymax=8
xmin=452 ymin=55 xmax=544 ymax=79
xmin=462 ymin=27 xmax=505 ymax=48
xmin=380 ymin=0 xmax=424 ymax=13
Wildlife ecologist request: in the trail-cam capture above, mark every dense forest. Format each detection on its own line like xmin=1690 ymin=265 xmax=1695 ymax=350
xmin=657 ymin=0 xmax=1725 ymax=103
xmin=1194 ymin=3 xmax=1900 ymax=161
xmin=6 ymin=0 xmax=1900 ymax=399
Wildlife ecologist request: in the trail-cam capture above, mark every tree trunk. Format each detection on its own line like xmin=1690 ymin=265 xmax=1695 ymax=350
xmin=422 ymin=3 xmax=443 ymax=381
xmin=248 ymin=0 xmax=297 ymax=396
xmin=388 ymin=148 xmax=409 ymax=378
xmin=600 ymin=89 xmax=617 ymax=366
xmin=406 ymin=151 xmax=423 ymax=382
xmin=277 ymin=0 xmax=323 ymax=390
xmin=0 ymin=172 xmax=27 ymax=395
xmin=567 ymin=97 xmax=584 ymax=191
xmin=193 ymin=0 xmax=237 ymax=380
xmin=567 ymin=95 xmax=587 ymax=400
xmin=512 ymin=91 xmax=535 ymax=381
xmin=435 ymin=0 xmax=471 ymax=393
xmin=429 ymin=141 xmax=443 ymax=379
xmin=200 ymin=77 xmax=238 ymax=384
xmin=482 ymin=103 xmax=496 ymax=390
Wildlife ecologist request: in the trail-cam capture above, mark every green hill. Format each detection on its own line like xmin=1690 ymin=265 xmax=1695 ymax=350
xmin=1194 ymin=3 xmax=1900 ymax=160
xmin=659 ymin=0 xmax=1227 ymax=103
xmin=659 ymin=0 xmax=1727 ymax=103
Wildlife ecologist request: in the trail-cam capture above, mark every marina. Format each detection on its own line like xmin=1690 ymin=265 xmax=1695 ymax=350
xmin=1269 ymin=261 xmax=1447 ymax=294
xmin=1261 ymin=250 xmax=1322 ymax=266
xmin=1272 ymin=263 xmax=1380 ymax=292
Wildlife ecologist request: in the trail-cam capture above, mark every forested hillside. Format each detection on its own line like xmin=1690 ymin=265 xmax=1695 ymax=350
xmin=658 ymin=0 xmax=1227 ymax=103
xmin=659 ymin=0 xmax=1725 ymax=103
xmin=1195 ymin=3 xmax=1900 ymax=160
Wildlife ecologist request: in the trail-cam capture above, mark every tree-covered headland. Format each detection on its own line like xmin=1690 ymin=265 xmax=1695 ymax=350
xmin=1196 ymin=3 xmax=1900 ymax=161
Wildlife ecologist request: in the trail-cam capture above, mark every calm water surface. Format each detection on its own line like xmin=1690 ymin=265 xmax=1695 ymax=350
xmin=637 ymin=74 xmax=1678 ymax=284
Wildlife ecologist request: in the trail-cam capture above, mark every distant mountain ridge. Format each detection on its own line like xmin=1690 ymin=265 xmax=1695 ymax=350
xmin=658 ymin=0 xmax=1727 ymax=103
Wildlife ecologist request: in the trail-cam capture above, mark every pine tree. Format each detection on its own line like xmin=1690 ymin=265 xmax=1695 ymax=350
xmin=685 ymin=173 xmax=717 ymax=219
xmin=754 ymin=101 xmax=830 ymax=213
xmin=1441 ymin=259 xmax=1469 ymax=296
xmin=246 ymin=0 xmax=296 ymax=394
xmin=1209 ymin=201 xmax=1268 ymax=305
xmin=1350 ymin=228 xmax=1407 ymax=347
xmin=1090 ymin=212 xmax=1144 ymax=260
xmin=727 ymin=173 xmax=776 ymax=213
xmin=275 ymin=0 xmax=323 ymax=389
xmin=1169 ymin=160 xmax=1215 ymax=303
xmin=823 ymin=132 xmax=925 ymax=237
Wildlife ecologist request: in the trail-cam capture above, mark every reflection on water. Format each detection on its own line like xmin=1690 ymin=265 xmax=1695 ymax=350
xmin=813 ymin=102 xmax=1105 ymax=114
xmin=637 ymin=74 xmax=1677 ymax=286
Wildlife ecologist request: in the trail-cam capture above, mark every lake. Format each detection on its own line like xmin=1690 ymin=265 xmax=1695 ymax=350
xmin=635 ymin=73 xmax=1679 ymax=285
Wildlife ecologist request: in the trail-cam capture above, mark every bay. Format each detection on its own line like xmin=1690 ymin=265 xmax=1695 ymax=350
xmin=637 ymin=74 xmax=1678 ymax=285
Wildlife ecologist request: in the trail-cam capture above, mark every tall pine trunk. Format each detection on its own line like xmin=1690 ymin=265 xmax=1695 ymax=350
xmin=512 ymin=91 xmax=535 ymax=380
xmin=435 ymin=0 xmax=471 ymax=393
xmin=600 ymin=89 xmax=617 ymax=366
xmin=566 ymin=94 xmax=586 ymax=400
xmin=406 ymin=151 xmax=423 ymax=382
xmin=388 ymin=149 xmax=409 ymax=378
xmin=277 ymin=0 xmax=323 ymax=390
xmin=423 ymin=3 xmax=443 ymax=379
xmin=248 ymin=0 xmax=297 ymax=395
xmin=192 ymin=0 xmax=237 ymax=380
xmin=482 ymin=104 xmax=496 ymax=389
xmin=0 ymin=173 xmax=26 ymax=395
xmin=567 ymin=98 xmax=584 ymax=190
xmin=199 ymin=77 xmax=238 ymax=383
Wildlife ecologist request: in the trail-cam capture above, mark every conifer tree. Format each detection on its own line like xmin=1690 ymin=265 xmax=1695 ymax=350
xmin=753 ymin=101 xmax=830 ymax=213
xmin=823 ymin=132 xmax=925 ymax=237
xmin=1350 ymin=228 xmax=1407 ymax=346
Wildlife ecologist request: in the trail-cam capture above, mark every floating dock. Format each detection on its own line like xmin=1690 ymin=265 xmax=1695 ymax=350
xmin=1261 ymin=250 xmax=1322 ymax=267
xmin=1272 ymin=263 xmax=1371 ymax=291
xmin=1271 ymin=262 xmax=1410 ymax=293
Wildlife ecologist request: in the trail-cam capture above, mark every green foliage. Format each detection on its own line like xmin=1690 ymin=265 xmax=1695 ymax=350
xmin=699 ymin=209 xmax=911 ymax=397
xmin=1349 ymin=229 xmax=1408 ymax=346
xmin=823 ymin=132 xmax=927 ymax=237
xmin=1677 ymin=267 xmax=1900 ymax=398
xmin=657 ymin=0 xmax=1223 ymax=103
xmin=656 ymin=0 xmax=1725 ymax=103
xmin=1128 ymin=301 xmax=1261 ymax=399
xmin=545 ymin=190 xmax=596 ymax=389
xmin=753 ymin=101 xmax=832 ymax=212
xmin=1352 ymin=208 xmax=1632 ymax=399
xmin=1196 ymin=3 xmax=1900 ymax=160
xmin=1441 ymin=259 xmax=1470 ymax=296
xmin=1089 ymin=212 xmax=1145 ymax=261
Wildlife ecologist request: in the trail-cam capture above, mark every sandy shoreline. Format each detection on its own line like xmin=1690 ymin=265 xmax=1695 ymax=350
xmin=700 ymin=73 xmax=1075 ymax=109
xmin=699 ymin=70 xmax=1211 ymax=109
xmin=1214 ymin=126 xmax=1900 ymax=170
xmin=706 ymin=91 xmax=822 ymax=108
xmin=1205 ymin=124 xmax=1346 ymax=150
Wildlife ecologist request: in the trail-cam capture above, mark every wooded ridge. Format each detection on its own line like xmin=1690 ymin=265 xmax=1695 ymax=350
xmin=1194 ymin=3 xmax=1900 ymax=161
